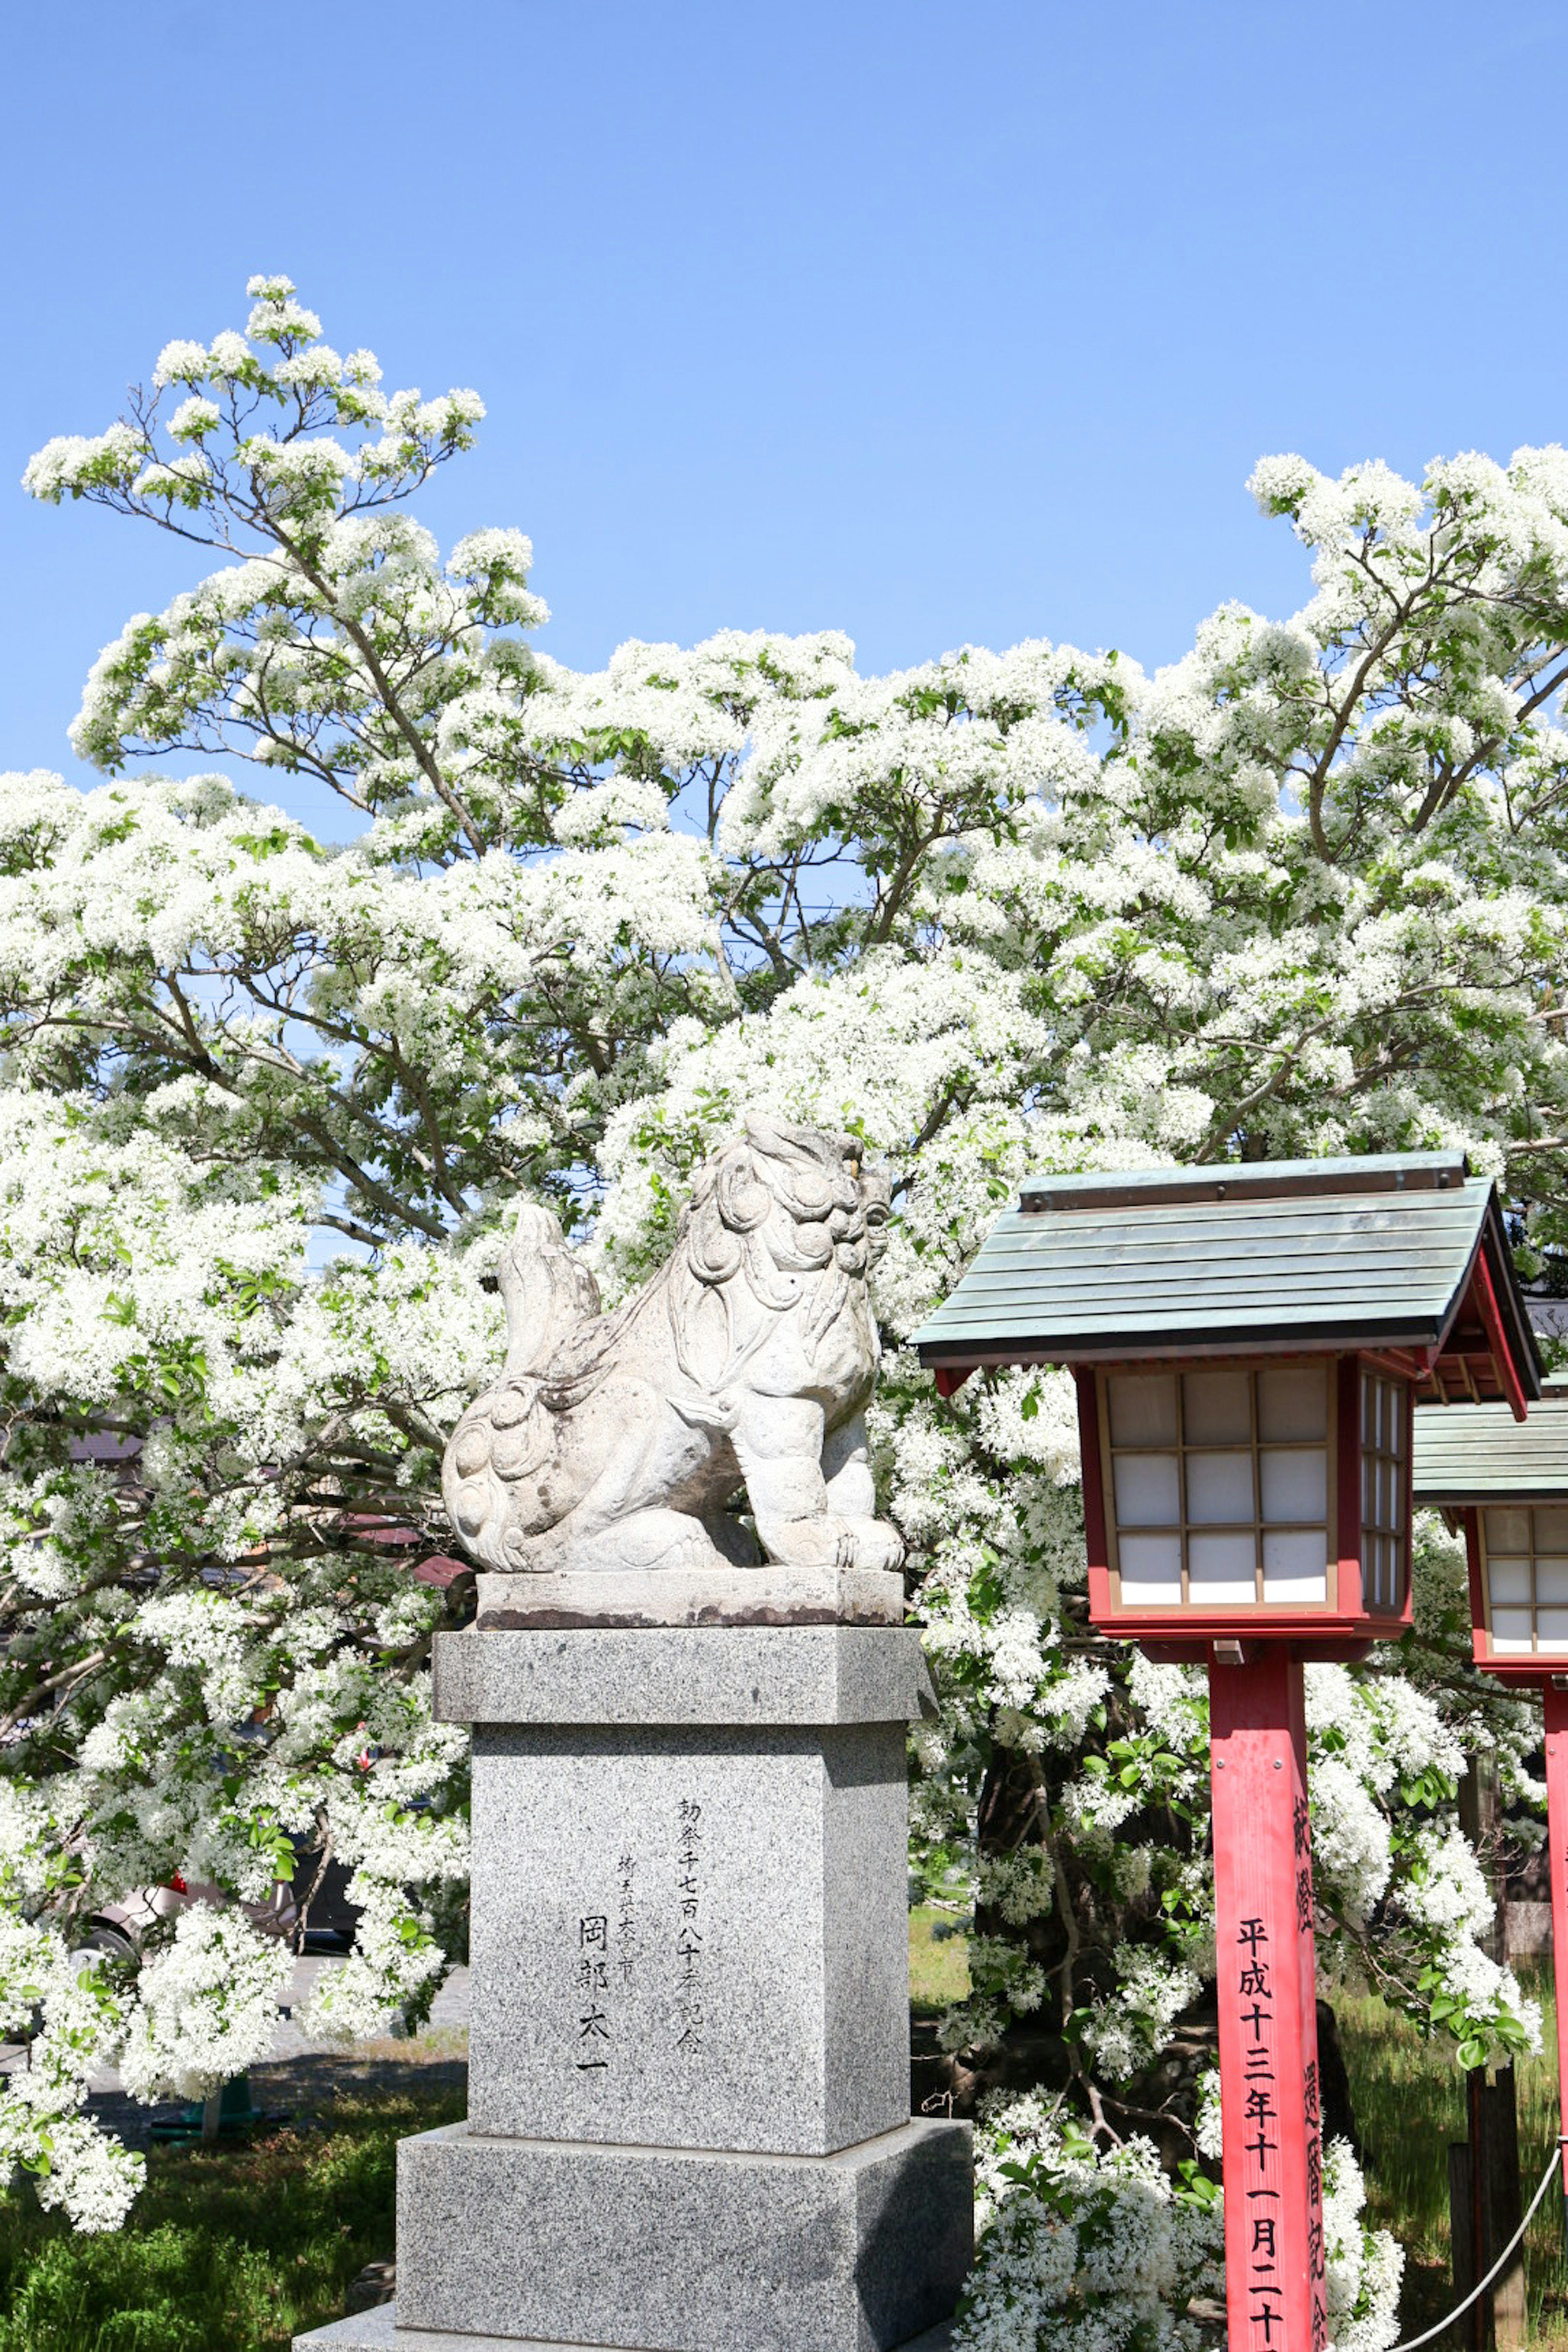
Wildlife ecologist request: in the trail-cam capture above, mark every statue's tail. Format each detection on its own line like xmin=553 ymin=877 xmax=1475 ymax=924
xmin=441 ymin=1205 xmax=601 ymax=1570
xmin=499 ymin=1203 xmax=601 ymax=1374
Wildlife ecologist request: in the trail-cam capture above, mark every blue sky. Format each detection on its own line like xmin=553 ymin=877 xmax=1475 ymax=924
xmin=6 ymin=0 xmax=1568 ymax=822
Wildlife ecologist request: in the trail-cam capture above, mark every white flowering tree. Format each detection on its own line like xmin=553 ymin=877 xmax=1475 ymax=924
xmin=4 ymin=282 xmax=1566 ymax=2339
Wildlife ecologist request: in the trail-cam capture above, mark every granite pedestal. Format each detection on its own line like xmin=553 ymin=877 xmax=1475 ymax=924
xmin=295 ymin=1620 xmax=971 ymax=2352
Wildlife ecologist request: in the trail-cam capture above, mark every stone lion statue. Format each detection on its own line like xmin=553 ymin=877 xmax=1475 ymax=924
xmin=442 ymin=1119 xmax=906 ymax=1579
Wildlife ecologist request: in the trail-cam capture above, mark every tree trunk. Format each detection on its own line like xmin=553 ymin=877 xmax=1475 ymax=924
xmin=1455 ymin=1752 xmax=1524 ymax=2352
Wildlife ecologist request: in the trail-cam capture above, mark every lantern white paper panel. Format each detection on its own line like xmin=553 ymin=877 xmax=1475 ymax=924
xmin=1359 ymin=1372 xmax=1407 ymax=1612
xmin=1183 ymin=1372 xmax=1250 ymax=1445
xmin=1482 ymin=1508 xmax=1568 ymax=1654
xmin=1118 ymin=1534 xmax=1183 ymax=1605
xmin=1262 ymin=1529 xmax=1329 ymax=1602
xmin=1186 ymin=1452 xmax=1253 ymax=1523
xmin=1103 ymin=1364 xmax=1330 ymax=1607
xmin=1261 ymin=1450 xmax=1328 ymax=1522
xmin=1188 ymin=1532 xmax=1256 ymax=1603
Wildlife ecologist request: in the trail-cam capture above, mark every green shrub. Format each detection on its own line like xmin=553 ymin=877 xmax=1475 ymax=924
xmin=0 ymin=2225 xmax=266 ymax=2352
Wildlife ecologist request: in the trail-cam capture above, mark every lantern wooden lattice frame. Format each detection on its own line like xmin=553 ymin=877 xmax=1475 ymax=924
xmin=914 ymin=1152 xmax=1540 ymax=1659
xmin=1079 ymin=1352 xmax=1413 ymax=1649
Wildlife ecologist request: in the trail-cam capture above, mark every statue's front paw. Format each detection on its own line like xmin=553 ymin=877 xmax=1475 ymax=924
xmin=848 ymin=1518 xmax=905 ymax=1574
xmin=757 ymin=1516 xmax=858 ymax=1572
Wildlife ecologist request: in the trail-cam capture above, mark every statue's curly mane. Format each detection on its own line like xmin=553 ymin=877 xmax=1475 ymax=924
xmin=682 ymin=1120 xmax=863 ymax=1292
xmin=539 ymin=1121 xmax=875 ymax=1412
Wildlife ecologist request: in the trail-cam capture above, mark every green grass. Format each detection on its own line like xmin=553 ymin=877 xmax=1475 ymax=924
xmin=0 ymin=2079 xmax=465 ymax=2352
xmin=910 ymin=1902 xmax=971 ymax=2014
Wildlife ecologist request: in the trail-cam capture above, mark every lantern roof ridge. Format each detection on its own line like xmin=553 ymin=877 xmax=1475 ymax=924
xmin=1016 ymin=1149 xmax=1469 ymax=1216
xmin=912 ymin=1151 xmax=1541 ymax=1411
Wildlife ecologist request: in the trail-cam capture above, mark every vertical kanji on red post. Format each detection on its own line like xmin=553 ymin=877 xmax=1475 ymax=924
xmin=1543 ymin=1681 xmax=1568 ymax=2192
xmin=1210 ymin=1650 xmax=1328 ymax=2352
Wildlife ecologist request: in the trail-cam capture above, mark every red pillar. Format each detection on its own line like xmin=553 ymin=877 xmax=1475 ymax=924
xmin=1543 ymin=1679 xmax=1568 ymax=2193
xmin=1210 ymin=1649 xmax=1328 ymax=2352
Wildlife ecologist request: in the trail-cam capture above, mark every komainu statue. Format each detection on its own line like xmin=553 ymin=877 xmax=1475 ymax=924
xmin=442 ymin=1120 xmax=905 ymax=1579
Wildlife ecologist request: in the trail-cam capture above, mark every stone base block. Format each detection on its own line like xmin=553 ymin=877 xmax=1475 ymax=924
xmin=465 ymin=1719 xmax=912 ymax=2152
xmin=443 ymin=1628 xmax=938 ymax=2157
xmin=475 ymin=1561 xmax=906 ymax=1630
xmin=295 ymin=2311 xmax=956 ymax=2352
xmin=382 ymin=2117 xmax=971 ymax=2352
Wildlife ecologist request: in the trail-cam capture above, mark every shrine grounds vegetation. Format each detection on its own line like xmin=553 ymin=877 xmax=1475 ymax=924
xmin=0 ymin=1963 xmax=1564 ymax=2352
xmin=0 ymin=1915 xmax=960 ymax=2352
xmin=909 ymin=1901 xmax=973 ymax=2013
xmin=1336 ymin=1972 xmax=1568 ymax=2350
xmin=18 ymin=271 xmax=1568 ymax=2350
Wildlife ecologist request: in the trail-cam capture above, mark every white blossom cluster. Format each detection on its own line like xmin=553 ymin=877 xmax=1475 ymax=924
xmin=0 ymin=1915 xmax=142 ymax=2232
xmin=961 ymin=2097 xmax=1401 ymax=2352
xmin=1076 ymin=1947 xmax=1204 ymax=2084
xmin=1305 ymin=1666 xmax=1540 ymax=2067
xmin=961 ymin=2096 xmax=1222 ymax=2352
xmin=1321 ymin=2139 xmax=1406 ymax=2352
xmin=118 ymin=1906 xmax=292 ymax=2103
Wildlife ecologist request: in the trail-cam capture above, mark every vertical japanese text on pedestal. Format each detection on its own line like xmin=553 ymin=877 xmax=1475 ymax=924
xmin=617 ymin=1849 xmax=637 ymax=1993
xmin=675 ymin=1797 xmax=704 ymax=2055
xmin=575 ymin=1911 xmax=612 ymax=2072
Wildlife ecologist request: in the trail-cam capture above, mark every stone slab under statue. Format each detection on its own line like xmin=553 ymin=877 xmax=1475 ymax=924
xmin=294 ymin=1124 xmax=972 ymax=2352
xmin=301 ymin=2316 xmax=959 ymax=2352
xmin=471 ymin=1560 xmax=905 ymax=1628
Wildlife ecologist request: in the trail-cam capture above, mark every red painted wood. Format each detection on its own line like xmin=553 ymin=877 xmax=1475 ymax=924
xmin=1210 ymin=1650 xmax=1327 ymax=2352
xmin=1543 ymin=1680 xmax=1568 ymax=2192
xmin=1463 ymin=1509 xmax=1491 ymax=1672
xmin=1140 ymin=1639 xmax=1379 ymax=1667
xmin=1468 ymin=1245 xmax=1530 ymax=1422
xmin=1104 ymin=1611 xmax=1404 ymax=1655
xmin=1076 ymin=1369 xmax=1113 ymax=1624
xmin=1399 ymin=1386 xmax=1415 ymax=1617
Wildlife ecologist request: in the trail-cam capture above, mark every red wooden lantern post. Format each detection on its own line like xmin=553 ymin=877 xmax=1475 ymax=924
xmin=915 ymin=1154 xmax=1541 ymax=2352
xmin=1413 ymin=1390 xmax=1568 ymax=2197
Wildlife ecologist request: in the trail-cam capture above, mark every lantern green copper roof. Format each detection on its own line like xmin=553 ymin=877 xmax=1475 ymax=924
xmin=909 ymin=1150 xmax=1542 ymax=1383
xmin=1412 ymin=1390 xmax=1568 ymax=1503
